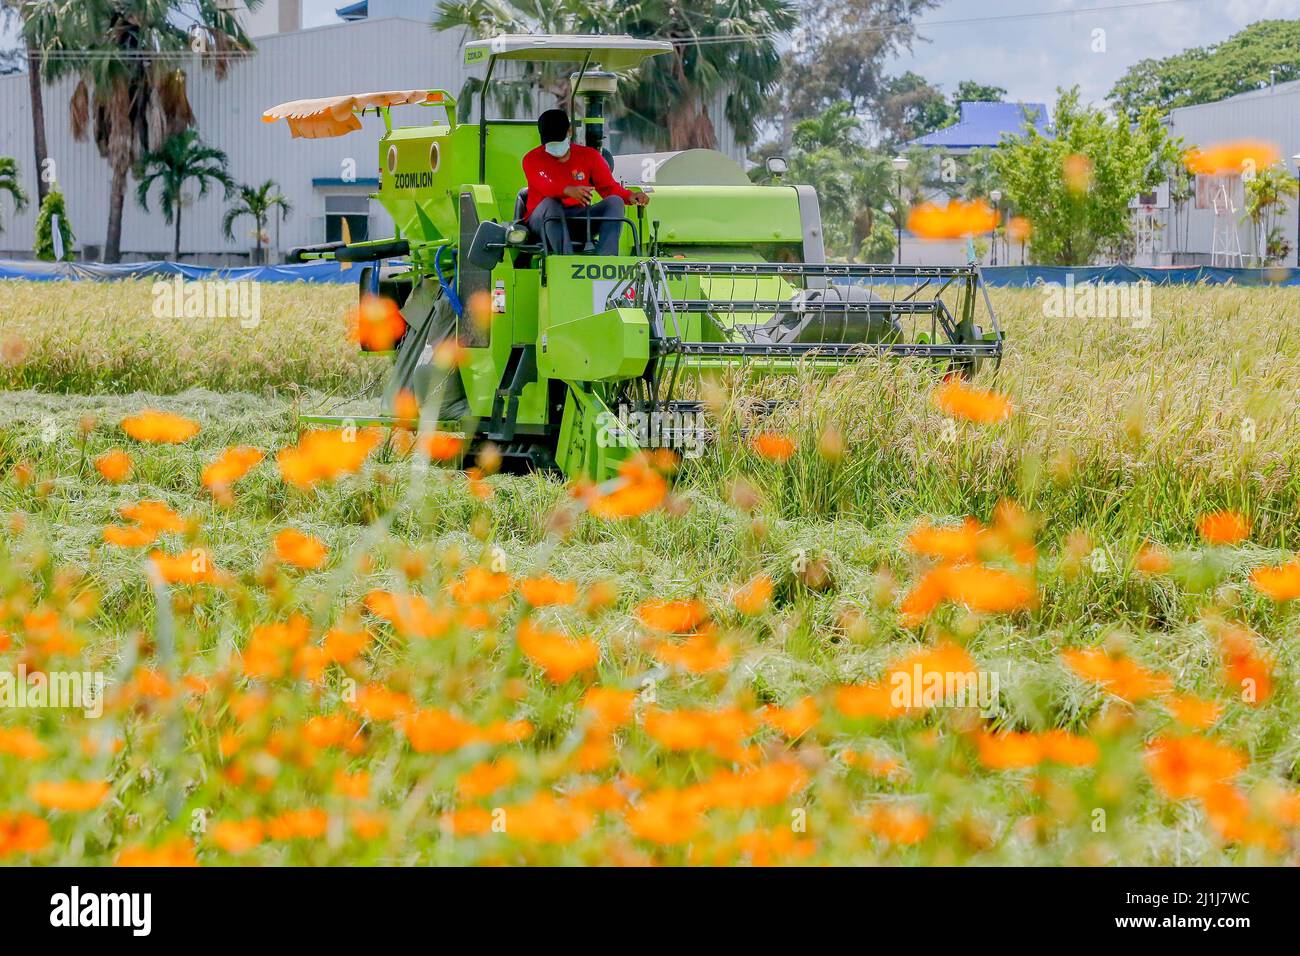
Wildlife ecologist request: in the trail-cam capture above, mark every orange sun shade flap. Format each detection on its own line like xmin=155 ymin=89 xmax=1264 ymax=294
xmin=262 ymin=90 xmax=443 ymax=139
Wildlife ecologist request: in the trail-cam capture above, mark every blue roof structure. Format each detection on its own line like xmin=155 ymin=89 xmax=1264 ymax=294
xmin=335 ymin=1 xmax=368 ymax=20
xmin=909 ymin=102 xmax=1051 ymax=150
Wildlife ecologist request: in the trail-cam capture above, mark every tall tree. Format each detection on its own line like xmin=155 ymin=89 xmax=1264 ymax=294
xmin=779 ymin=0 xmax=940 ymax=129
xmin=1241 ymin=165 xmax=1299 ymax=266
xmin=223 ymin=180 xmax=291 ymax=265
xmin=872 ymin=71 xmax=949 ymax=146
xmin=2 ymin=2 xmax=52 ymax=205
xmin=135 ymin=128 xmax=232 ymax=260
xmin=992 ymin=88 xmax=1180 ymax=265
xmin=1108 ymin=19 xmax=1300 ymax=119
xmin=435 ymin=0 xmax=796 ymax=150
xmin=0 ymin=156 xmax=29 ymax=232
xmin=39 ymin=0 xmax=257 ymax=263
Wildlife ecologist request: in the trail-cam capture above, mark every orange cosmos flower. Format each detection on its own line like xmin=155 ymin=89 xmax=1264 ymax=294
xmin=349 ymin=810 xmax=388 ymax=841
xmin=349 ymin=683 xmax=414 ymax=721
xmin=652 ymin=631 xmax=733 ymax=673
xmin=750 ymin=431 xmax=796 ymax=462
xmin=1183 ymin=139 xmax=1281 ymax=175
xmin=277 ymin=428 xmax=381 ymax=489
xmin=761 ymin=697 xmax=820 ymax=739
xmin=94 ymin=449 xmax=133 ymax=483
xmin=457 ymin=758 xmax=518 ymax=799
xmin=974 ymin=730 xmax=1043 ymax=770
xmin=503 ymin=793 xmax=593 ymax=844
xmin=449 ymin=566 xmax=512 ymax=605
xmin=860 ymin=805 xmax=931 ymax=845
xmin=273 ymin=527 xmax=329 ymax=570
xmin=636 ymin=598 xmax=708 ymax=634
xmin=120 ymin=409 xmax=200 ymax=444
xmin=1135 ymin=542 xmax=1173 ymax=574
xmin=588 ymin=455 xmax=668 ymax=520
xmin=363 ymin=590 xmax=451 ymax=638
xmin=732 ymin=574 xmax=774 ymax=614
xmin=322 ymin=627 xmax=371 ymax=664
xmin=120 ymin=499 xmax=186 ymax=533
xmin=201 ymin=446 xmax=263 ymax=491
xmin=415 ymin=430 xmax=463 ymax=462
xmin=518 ymin=575 xmax=578 ymax=607
xmin=907 ymin=198 xmax=998 ymax=239
xmin=1249 ymin=561 xmax=1300 ymax=601
xmin=349 ymin=294 xmax=407 ymax=351
xmin=102 ymin=524 xmax=158 ymax=548
xmin=1144 ymin=735 xmax=1246 ymax=800
xmin=0 ymin=813 xmax=51 ymax=858
xmin=1062 ymin=153 xmax=1094 ymax=193
xmin=241 ymin=615 xmax=311 ymax=680
xmin=1214 ymin=622 xmax=1273 ymax=705
xmin=1061 ymin=646 xmax=1172 ymax=702
xmin=211 ymin=819 xmax=265 ymax=855
xmin=581 ymin=686 xmax=636 ymax=732
xmin=115 ymin=837 xmax=197 ymax=867
xmin=517 ymin=618 xmax=599 ymax=682
xmin=1006 ymin=215 xmax=1032 ymax=243
xmin=906 ymin=518 xmax=983 ymax=563
xmin=1197 ymin=510 xmax=1249 ymax=545
xmin=0 ymin=728 xmax=47 ymax=760
xmin=149 ymin=549 xmax=221 ymax=585
xmin=899 ymin=564 xmax=1034 ymax=625
xmin=301 ymin=713 xmax=363 ymax=752
xmin=643 ymin=706 xmax=756 ymax=758
xmin=932 ymin=377 xmax=1013 ymax=423
xmin=30 ymin=779 xmax=110 ymax=812
xmin=626 ymin=788 xmax=706 ymax=845
xmin=1165 ymin=694 xmax=1222 ymax=730
xmin=265 ymin=809 xmax=328 ymax=841
xmin=393 ymin=389 xmax=420 ymax=430
xmin=400 ymin=708 xmax=481 ymax=753
xmin=942 ymin=564 xmax=1035 ymax=614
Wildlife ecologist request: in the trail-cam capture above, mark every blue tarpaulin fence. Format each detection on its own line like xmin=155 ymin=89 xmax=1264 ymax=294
xmin=0 ymin=258 xmax=354 ymax=283
xmin=1 ymin=258 xmax=1298 ymax=287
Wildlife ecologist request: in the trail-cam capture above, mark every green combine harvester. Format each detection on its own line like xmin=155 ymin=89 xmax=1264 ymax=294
xmin=264 ymin=35 xmax=1002 ymax=481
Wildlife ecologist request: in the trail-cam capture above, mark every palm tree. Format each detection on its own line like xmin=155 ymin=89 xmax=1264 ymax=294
xmin=1242 ymin=164 xmax=1299 ymax=265
xmin=3 ymin=1 xmax=55 ymax=206
xmin=0 ymin=156 xmax=30 ymax=231
xmin=135 ymin=129 xmax=232 ymax=260
xmin=38 ymin=0 xmax=257 ymax=263
xmin=223 ymin=181 xmax=291 ymax=265
xmin=434 ymin=0 xmax=795 ymax=150
xmin=791 ymin=101 xmax=860 ymax=152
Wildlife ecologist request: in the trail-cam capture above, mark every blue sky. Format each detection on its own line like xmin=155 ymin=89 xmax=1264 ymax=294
xmin=304 ymin=0 xmax=1300 ymax=106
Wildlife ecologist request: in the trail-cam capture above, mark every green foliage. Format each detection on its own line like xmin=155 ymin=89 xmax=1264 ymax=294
xmin=1241 ymin=165 xmax=1300 ymax=265
xmin=135 ymin=129 xmax=233 ymax=260
xmin=33 ymin=187 xmax=74 ymax=261
xmin=992 ymin=89 xmax=1179 ymax=265
xmin=223 ymin=180 xmax=291 ymax=264
xmin=434 ymin=0 xmax=796 ymax=149
xmin=0 ymin=155 xmax=29 ymax=232
xmin=1108 ymin=19 xmax=1300 ymax=119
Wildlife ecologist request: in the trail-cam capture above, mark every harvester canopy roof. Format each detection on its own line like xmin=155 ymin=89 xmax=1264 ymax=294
xmin=262 ymin=90 xmax=449 ymax=138
xmin=464 ymin=34 xmax=672 ymax=70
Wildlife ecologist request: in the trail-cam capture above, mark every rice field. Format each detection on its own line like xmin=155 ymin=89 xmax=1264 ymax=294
xmin=0 ymin=277 xmax=1298 ymax=866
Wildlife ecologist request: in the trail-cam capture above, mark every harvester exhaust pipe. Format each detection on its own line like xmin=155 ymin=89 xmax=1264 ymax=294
xmin=570 ymin=70 xmax=618 ymax=157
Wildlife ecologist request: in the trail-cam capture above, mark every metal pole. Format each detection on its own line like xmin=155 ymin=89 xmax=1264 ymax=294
xmin=1296 ymin=170 xmax=1299 ymax=269
xmin=895 ymin=174 xmax=902 ymax=265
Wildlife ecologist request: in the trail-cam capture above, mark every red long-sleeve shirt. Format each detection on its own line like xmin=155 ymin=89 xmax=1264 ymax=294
xmin=521 ymin=143 xmax=633 ymax=218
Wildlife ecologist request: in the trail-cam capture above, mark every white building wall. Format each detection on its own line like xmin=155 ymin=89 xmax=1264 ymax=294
xmin=1162 ymin=81 xmax=1300 ymax=266
xmin=0 ymin=18 xmax=744 ymax=263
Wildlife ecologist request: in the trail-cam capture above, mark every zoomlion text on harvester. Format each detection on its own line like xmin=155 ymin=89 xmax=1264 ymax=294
xmin=263 ymin=35 xmax=1003 ymax=482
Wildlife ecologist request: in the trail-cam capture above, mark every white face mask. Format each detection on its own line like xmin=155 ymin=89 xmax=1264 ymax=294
xmin=544 ymin=137 xmax=571 ymax=158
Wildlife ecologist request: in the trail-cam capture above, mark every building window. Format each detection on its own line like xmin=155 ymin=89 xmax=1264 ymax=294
xmin=325 ymin=194 xmax=371 ymax=243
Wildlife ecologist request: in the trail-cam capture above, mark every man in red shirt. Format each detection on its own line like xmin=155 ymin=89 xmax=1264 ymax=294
xmin=522 ymin=108 xmax=649 ymax=256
